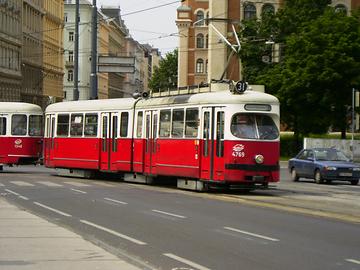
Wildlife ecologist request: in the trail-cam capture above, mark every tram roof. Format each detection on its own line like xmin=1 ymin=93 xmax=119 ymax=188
xmin=137 ymin=89 xmax=279 ymax=108
xmin=45 ymin=98 xmax=136 ymax=113
xmin=45 ymin=90 xmax=279 ymax=113
xmin=0 ymin=102 xmax=42 ymax=114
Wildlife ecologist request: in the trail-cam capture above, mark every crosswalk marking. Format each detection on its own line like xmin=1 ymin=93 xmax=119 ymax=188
xmin=37 ymin=181 xmax=63 ymax=187
xmin=10 ymin=181 xmax=34 ymax=187
xmin=64 ymin=181 xmax=90 ymax=187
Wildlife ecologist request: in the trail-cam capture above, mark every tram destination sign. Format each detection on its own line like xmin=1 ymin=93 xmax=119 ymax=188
xmin=98 ymin=56 xmax=135 ymax=73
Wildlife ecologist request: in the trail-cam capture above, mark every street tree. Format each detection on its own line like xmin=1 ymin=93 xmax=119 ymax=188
xmin=149 ymin=49 xmax=178 ymax=92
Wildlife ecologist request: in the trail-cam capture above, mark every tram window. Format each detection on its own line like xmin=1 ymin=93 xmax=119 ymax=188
xmin=159 ymin=110 xmax=171 ymax=137
xmin=136 ymin=112 xmax=143 ymax=138
xmin=0 ymin=117 xmax=6 ymax=135
xmin=231 ymin=113 xmax=278 ymax=140
xmin=70 ymin=114 xmax=84 ymax=136
xmin=29 ymin=115 xmax=43 ymax=136
xmin=120 ymin=112 xmax=129 ymax=137
xmin=185 ymin=108 xmax=199 ymax=137
xmin=216 ymin=111 xmax=224 ymax=157
xmin=203 ymin=111 xmax=210 ymax=157
xmin=57 ymin=114 xmax=70 ymax=136
xmin=172 ymin=109 xmax=184 ymax=137
xmin=11 ymin=114 xmax=27 ymax=136
xmin=256 ymin=115 xmax=279 ymax=140
xmin=84 ymin=114 xmax=98 ymax=136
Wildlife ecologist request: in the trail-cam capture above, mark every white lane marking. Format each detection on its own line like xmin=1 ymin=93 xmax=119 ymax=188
xmin=0 ymin=183 xmax=4 ymax=187
xmin=80 ymin=219 xmax=147 ymax=245
xmin=224 ymin=227 xmax=280 ymax=242
xmin=104 ymin=198 xmax=128 ymax=205
xmin=64 ymin=181 xmax=90 ymax=187
xmin=5 ymin=189 xmax=20 ymax=196
xmin=33 ymin=202 xmax=72 ymax=217
xmin=5 ymin=189 xmax=28 ymax=200
xmin=37 ymin=181 xmax=63 ymax=187
xmin=152 ymin=209 xmax=186 ymax=219
xmin=70 ymin=188 xmax=87 ymax=194
xmin=163 ymin=253 xmax=211 ymax=270
xmin=346 ymin=259 xmax=360 ymax=265
xmin=10 ymin=181 xmax=34 ymax=187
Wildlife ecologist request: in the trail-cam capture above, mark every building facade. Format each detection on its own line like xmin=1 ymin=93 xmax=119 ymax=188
xmin=0 ymin=0 xmax=22 ymax=102
xmin=101 ymin=6 xmax=129 ymax=98
xmin=22 ymin=0 xmax=44 ymax=105
xmin=42 ymin=0 xmax=64 ymax=107
xmin=176 ymin=0 xmax=357 ymax=87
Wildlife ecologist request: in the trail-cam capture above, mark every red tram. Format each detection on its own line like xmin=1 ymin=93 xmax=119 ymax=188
xmin=44 ymin=82 xmax=280 ymax=190
xmin=0 ymin=102 xmax=43 ymax=170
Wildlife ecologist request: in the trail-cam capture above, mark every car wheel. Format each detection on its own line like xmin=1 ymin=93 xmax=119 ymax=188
xmin=350 ymin=179 xmax=359 ymax=185
xmin=291 ymin=168 xmax=299 ymax=182
xmin=314 ymin=170 xmax=323 ymax=184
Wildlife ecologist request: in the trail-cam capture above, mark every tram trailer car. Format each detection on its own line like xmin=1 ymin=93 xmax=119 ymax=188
xmin=0 ymin=102 xmax=43 ymax=170
xmin=44 ymin=82 xmax=280 ymax=191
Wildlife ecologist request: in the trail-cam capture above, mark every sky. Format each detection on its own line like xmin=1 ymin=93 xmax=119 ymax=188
xmin=96 ymin=0 xmax=180 ymax=55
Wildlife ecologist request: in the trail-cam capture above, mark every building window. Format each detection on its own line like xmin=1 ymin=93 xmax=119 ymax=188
xmin=244 ymin=3 xmax=256 ymax=20
xmin=68 ymin=51 xmax=73 ymax=62
xmin=196 ymin=34 xmax=204 ymax=48
xmin=69 ymin=31 xmax=74 ymax=42
xmin=196 ymin=59 xmax=204 ymax=73
xmin=206 ymin=34 xmax=209 ymax=48
xmin=67 ymin=70 xmax=73 ymax=81
xmin=195 ymin=10 xmax=204 ymax=26
xmin=262 ymin=4 xmax=275 ymax=15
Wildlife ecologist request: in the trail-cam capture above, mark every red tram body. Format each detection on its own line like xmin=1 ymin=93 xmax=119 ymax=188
xmin=44 ymin=82 xmax=280 ymax=190
xmin=0 ymin=102 xmax=43 ymax=170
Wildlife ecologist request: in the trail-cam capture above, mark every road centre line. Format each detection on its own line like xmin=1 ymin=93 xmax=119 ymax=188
xmin=80 ymin=219 xmax=147 ymax=245
xmin=224 ymin=226 xmax=280 ymax=242
xmin=104 ymin=197 xmax=128 ymax=205
xmin=152 ymin=209 xmax=186 ymax=219
xmin=163 ymin=253 xmax=211 ymax=270
xmin=34 ymin=202 xmax=72 ymax=217
xmin=346 ymin=259 xmax=360 ymax=265
xmin=70 ymin=188 xmax=87 ymax=194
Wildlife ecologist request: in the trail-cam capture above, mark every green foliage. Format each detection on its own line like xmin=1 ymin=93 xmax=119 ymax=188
xmin=240 ymin=0 xmax=360 ymax=138
xmin=148 ymin=49 xmax=178 ymax=92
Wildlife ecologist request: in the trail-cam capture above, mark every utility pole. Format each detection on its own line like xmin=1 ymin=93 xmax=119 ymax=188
xmin=351 ymin=88 xmax=356 ymax=160
xmin=90 ymin=0 xmax=98 ymax=99
xmin=73 ymin=0 xmax=80 ymax=100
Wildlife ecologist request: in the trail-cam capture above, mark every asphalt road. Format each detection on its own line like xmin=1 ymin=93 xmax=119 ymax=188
xmin=0 ymin=165 xmax=359 ymax=270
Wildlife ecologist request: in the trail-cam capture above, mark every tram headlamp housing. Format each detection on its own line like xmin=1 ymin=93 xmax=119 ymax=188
xmin=254 ymin=154 xmax=264 ymax=164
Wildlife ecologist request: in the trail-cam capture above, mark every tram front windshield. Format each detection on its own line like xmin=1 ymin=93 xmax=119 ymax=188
xmin=231 ymin=113 xmax=279 ymax=140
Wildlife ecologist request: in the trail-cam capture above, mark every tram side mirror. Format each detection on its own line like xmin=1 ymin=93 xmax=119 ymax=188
xmin=142 ymin=92 xmax=149 ymax=98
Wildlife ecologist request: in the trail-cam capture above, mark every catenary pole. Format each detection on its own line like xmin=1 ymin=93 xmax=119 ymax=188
xmin=90 ymin=0 xmax=98 ymax=99
xmin=73 ymin=0 xmax=80 ymax=100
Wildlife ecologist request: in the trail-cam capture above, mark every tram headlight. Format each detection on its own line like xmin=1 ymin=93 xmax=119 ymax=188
xmin=254 ymin=154 xmax=264 ymax=164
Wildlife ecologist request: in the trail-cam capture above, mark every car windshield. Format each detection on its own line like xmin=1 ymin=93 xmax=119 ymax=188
xmin=314 ymin=149 xmax=349 ymax=161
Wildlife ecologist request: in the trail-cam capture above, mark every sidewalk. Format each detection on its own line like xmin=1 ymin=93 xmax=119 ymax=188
xmin=0 ymin=198 xmax=141 ymax=270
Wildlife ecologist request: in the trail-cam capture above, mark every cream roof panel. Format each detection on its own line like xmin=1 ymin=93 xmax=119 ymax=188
xmin=0 ymin=102 xmax=43 ymax=114
xmin=45 ymin=99 xmax=136 ymax=113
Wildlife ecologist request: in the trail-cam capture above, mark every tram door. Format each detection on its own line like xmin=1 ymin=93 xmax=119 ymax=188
xmin=100 ymin=112 xmax=119 ymax=171
xmin=200 ymin=107 xmax=225 ymax=181
xmin=144 ymin=110 xmax=158 ymax=175
xmin=44 ymin=114 xmax=56 ymax=166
